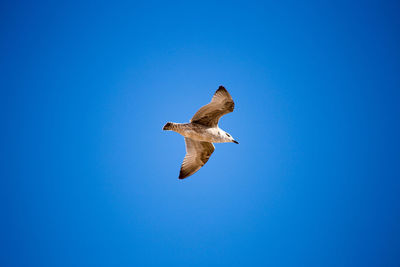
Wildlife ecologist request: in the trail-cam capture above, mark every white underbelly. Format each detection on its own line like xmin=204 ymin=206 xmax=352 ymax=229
xmin=181 ymin=127 xmax=222 ymax=143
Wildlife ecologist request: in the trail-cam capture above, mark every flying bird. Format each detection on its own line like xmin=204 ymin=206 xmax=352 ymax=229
xmin=163 ymin=86 xmax=238 ymax=179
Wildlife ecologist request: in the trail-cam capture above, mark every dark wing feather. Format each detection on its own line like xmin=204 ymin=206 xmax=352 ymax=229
xmin=190 ymin=86 xmax=234 ymax=127
xmin=179 ymin=138 xmax=215 ymax=179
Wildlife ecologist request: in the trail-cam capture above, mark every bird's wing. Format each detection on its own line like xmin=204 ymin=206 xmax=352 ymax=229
xmin=190 ymin=86 xmax=234 ymax=127
xmin=179 ymin=137 xmax=215 ymax=179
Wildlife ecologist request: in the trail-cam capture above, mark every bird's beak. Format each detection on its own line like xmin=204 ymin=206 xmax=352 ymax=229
xmin=233 ymin=140 xmax=239 ymax=144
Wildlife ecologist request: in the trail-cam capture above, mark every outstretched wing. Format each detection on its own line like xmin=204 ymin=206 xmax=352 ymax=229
xmin=190 ymin=86 xmax=234 ymax=127
xmin=179 ymin=137 xmax=215 ymax=179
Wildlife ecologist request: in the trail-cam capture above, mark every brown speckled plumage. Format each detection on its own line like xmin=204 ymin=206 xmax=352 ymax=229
xmin=163 ymin=86 xmax=238 ymax=179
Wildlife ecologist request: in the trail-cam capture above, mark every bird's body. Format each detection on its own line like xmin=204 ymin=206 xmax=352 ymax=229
xmin=163 ymin=86 xmax=238 ymax=179
xmin=163 ymin=123 xmax=232 ymax=143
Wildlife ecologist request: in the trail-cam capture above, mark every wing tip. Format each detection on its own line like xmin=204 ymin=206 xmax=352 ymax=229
xmin=215 ymin=85 xmax=232 ymax=99
xmin=179 ymin=167 xmax=189 ymax=179
xmin=217 ymin=85 xmax=227 ymax=93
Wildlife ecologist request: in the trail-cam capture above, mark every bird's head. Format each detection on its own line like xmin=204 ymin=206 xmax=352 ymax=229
xmin=224 ymin=132 xmax=239 ymax=144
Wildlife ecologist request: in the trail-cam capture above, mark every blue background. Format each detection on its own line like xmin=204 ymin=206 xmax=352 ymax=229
xmin=1 ymin=1 xmax=400 ymax=266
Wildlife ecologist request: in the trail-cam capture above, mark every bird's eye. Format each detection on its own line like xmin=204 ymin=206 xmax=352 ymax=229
xmin=226 ymin=133 xmax=230 ymax=137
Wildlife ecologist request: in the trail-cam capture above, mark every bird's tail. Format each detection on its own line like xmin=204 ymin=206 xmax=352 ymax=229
xmin=163 ymin=122 xmax=174 ymax=131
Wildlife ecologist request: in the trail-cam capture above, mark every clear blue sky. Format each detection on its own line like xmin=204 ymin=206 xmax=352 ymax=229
xmin=1 ymin=1 xmax=400 ymax=266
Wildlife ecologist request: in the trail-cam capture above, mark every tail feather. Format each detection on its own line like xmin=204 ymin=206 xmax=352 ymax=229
xmin=163 ymin=122 xmax=173 ymax=130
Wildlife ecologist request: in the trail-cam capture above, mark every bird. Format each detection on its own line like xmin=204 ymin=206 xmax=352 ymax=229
xmin=163 ymin=85 xmax=238 ymax=179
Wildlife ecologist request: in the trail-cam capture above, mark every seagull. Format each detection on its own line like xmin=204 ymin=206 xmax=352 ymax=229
xmin=163 ymin=86 xmax=238 ymax=179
